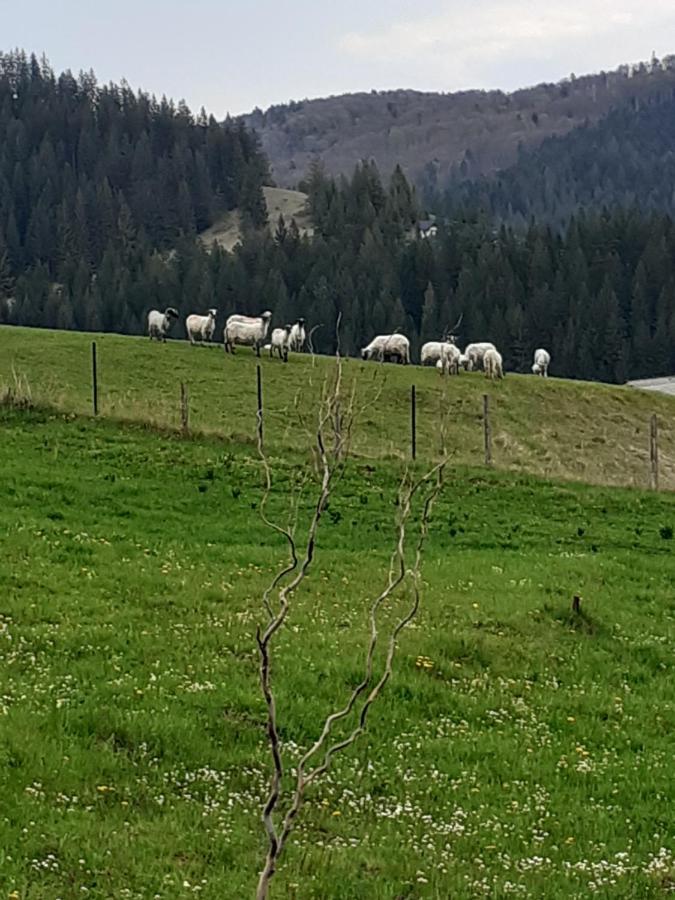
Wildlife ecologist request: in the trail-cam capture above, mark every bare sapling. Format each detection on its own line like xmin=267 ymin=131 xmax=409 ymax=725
xmin=253 ymin=350 xmax=446 ymax=899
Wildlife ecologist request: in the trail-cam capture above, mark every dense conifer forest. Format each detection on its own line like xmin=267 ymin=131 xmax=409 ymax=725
xmin=1 ymin=50 xmax=674 ymax=383
xmin=436 ymin=92 xmax=675 ymax=228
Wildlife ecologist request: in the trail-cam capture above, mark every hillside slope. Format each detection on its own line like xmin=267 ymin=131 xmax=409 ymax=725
xmin=444 ymin=93 xmax=675 ymax=225
xmin=0 ymin=50 xmax=269 ymax=335
xmin=2 ymin=405 xmax=673 ymax=896
xmin=241 ymin=59 xmax=675 ymax=189
xmin=200 ymin=186 xmax=312 ymax=251
xmin=2 ymin=325 xmax=675 ymax=490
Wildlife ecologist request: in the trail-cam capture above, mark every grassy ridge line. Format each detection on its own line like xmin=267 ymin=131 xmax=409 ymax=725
xmin=0 ymin=409 xmax=674 ymax=897
xmin=1 ymin=324 xmax=675 ymax=490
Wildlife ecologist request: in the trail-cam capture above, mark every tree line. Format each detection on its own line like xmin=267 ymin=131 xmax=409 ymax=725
xmin=0 ymin=50 xmax=268 ymax=331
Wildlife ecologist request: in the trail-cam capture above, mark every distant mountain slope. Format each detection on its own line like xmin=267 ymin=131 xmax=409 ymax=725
xmin=240 ymin=59 xmax=675 ymax=190
xmin=441 ymin=93 xmax=675 ymax=226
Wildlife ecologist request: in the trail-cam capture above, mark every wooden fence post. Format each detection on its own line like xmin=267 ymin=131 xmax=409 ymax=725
xmin=411 ymin=384 xmax=417 ymax=461
xmin=256 ymin=364 xmax=264 ymax=448
xmin=483 ymin=394 xmax=492 ymax=467
xmin=180 ymin=382 xmax=189 ymax=434
xmin=650 ymin=414 xmax=659 ymax=490
xmin=91 ymin=341 xmax=98 ymax=416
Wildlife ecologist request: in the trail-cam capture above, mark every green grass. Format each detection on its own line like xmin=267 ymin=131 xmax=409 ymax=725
xmin=1 ymin=324 xmax=675 ymax=489
xmin=1 ymin=405 xmax=674 ymax=898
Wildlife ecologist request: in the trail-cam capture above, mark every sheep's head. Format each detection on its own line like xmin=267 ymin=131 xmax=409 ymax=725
xmin=261 ymin=310 xmax=272 ymax=321
xmin=361 ymin=348 xmax=369 ymax=360
xmin=297 ymin=317 xmax=305 ymax=326
xmin=165 ymin=307 xmax=179 ymax=319
xmin=284 ymin=324 xmax=292 ymax=333
xmin=208 ymin=308 xmax=217 ymax=318
xmin=532 ymin=363 xmax=540 ymax=374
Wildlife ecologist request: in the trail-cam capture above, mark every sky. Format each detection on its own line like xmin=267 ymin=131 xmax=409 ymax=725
xmin=4 ymin=1 xmax=675 ymax=116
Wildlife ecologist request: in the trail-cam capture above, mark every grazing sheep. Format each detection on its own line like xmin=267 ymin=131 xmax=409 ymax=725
xmin=439 ymin=342 xmax=462 ymax=375
xmin=270 ymin=324 xmax=292 ymax=361
xmin=421 ymin=341 xmax=454 ymax=367
xmin=224 ymin=310 xmax=272 ymax=356
xmin=186 ymin=308 xmax=217 ymax=344
xmin=147 ymin=307 xmax=179 ymax=342
xmin=532 ymin=348 xmax=551 ymax=377
xmin=361 ymin=334 xmax=411 ymax=365
xmin=289 ymin=318 xmax=306 ymax=352
xmin=484 ymin=348 xmax=504 ymax=380
xmin=464 ymin=342 xmax=497 ymax=371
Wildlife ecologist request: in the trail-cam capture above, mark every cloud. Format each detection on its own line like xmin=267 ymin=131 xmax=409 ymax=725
xmin=338 ymin=1 xmax=675 ymax=87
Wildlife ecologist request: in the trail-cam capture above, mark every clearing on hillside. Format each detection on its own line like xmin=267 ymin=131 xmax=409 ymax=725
xmin=200 ymin=186 xmax=312 ymax=251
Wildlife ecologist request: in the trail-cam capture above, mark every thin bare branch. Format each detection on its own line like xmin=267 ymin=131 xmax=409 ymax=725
xmin=254 ymin=335 xmax=447 ymax=900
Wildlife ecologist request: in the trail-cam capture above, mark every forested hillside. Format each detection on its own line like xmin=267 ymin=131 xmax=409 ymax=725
xmin=0 ymin=50 xmax=268 ymax=333
xmin=439 ymin=92 xmax=675 ymax=227
xmin=240 ymin=164 xmax=675 ymax=382
xmin=1 ymin=50 xmax=675 ymax=384
xmin=241 ymin=57 xmax=675 ymax=191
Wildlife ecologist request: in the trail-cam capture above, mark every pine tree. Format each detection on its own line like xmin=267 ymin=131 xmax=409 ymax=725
xmin=420 ymin=281 xmax=440 ymax=342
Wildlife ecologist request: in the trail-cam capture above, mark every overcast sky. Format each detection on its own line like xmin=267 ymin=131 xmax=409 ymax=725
xmin=5 ymin=1 xmax=675 ymax=116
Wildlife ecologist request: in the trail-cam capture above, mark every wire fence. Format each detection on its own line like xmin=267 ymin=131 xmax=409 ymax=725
xmin=0 ymin=330 xmax=673 ymax=492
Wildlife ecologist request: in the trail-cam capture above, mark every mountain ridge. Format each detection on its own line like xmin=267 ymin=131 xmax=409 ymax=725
xmin=239 ymin=57 xmax=675 ymax=191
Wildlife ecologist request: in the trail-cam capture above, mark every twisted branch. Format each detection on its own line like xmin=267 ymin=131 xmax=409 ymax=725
xmin=254 ymin=348 xmax=446 ymax=900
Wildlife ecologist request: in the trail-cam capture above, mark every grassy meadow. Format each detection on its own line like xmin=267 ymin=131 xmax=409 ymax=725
xmin=0 ymin=325 xmax=674 ymax=897
xmin=1 ymin=324 xmax=675 ymax=490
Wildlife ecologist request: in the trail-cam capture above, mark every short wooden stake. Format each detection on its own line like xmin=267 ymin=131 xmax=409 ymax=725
xmin=91 ymin=341 xmax=98 ymax=416
xmin=411 ymin=384 xmax=417 ymax=461
xmin=180 ymin=382 xmax=189 ymax=434
xmin=650 ymin=414 xmax=659 ymax=491
xmin=256 ymin=364 xmax=264 ymax=448
xmin=483 ymin=394 xmax=492 ymax=466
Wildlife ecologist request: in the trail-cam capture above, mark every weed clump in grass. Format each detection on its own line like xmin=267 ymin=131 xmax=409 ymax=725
xmin=1 ymin=369 xmax=33 ymax=410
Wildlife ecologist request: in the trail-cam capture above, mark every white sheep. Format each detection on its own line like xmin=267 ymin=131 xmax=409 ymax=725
xmin=484 ymin=348 xmax=504 ymax=380
xmin=532 ymin=348 xmax=551 ymax=377
xmin=421 ymin=341 xmax=454 ymax=366
xmin=185 ymin=308 xmax=217 ymax=344
xmin=464 ymin=342 xmax=497 ymax=371
xmin=224 ymin=310 xmax=272 ymax=356
xmin=289 ymin=318 xmax=306 ymax=352
xmin=147 ymin=307 xmax=179 ymax=342
xmin=361 ymin=334 xmax=411 ymax=365
xmin=270 ymin=324 xmax=292 ymax=362
xmin=440 ymin=342 xmax=462 ymax=375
